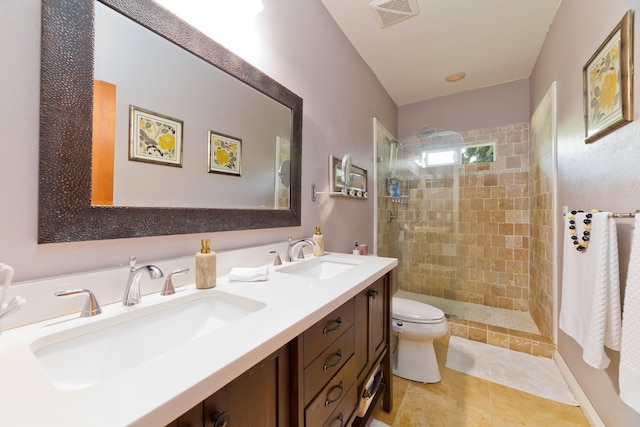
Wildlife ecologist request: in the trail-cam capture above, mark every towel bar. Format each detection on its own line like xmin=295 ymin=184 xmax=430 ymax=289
xmin=609 ymin=210 xmax=640 ymax=218
xmin=562 ymin=210 xmax=639 ymax=218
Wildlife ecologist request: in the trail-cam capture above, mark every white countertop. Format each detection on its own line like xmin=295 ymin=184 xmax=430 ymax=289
xmin=0 ymin=252 xmax=396 ymax=426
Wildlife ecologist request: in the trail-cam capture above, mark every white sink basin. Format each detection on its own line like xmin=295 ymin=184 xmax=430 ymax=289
xmin=278 ymin=257 xmax=362 ymax=280
xmin=31 ymin=290 xmax=265 ymax=391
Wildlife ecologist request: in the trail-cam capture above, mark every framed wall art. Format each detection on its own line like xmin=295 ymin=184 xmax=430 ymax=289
xmin=583 ymin=10 xmax=634 ymax=144
xmin=208 ymin=131 xmax=242 ymax=176
xmin=129 ymin=106 xmax=183 ymax=166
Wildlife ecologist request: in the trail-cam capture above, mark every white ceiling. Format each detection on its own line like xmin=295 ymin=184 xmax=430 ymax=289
xmin=320 ymin=0 xmax=562 ymax=106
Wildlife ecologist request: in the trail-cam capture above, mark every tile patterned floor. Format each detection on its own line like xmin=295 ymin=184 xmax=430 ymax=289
xmin=372 ymin=336 xmax=590 ymax=427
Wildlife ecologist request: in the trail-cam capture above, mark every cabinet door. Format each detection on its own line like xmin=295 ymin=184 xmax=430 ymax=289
xmin=354 ymin=276 xmax=388 ymax=381
xmin=368 ymin=276 xmax=387 ymax=363
xmin=354 ymin=286 xmax=370 ymax=380
xmin=204 ymin=346 xmax=290 ymax=427
xmin=351 ymin=273 xmax=392 ymax=427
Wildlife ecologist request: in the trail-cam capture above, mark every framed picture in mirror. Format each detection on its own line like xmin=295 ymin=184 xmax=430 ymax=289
xmin=208 ymin=131 xmax=242 ymax=176
xmin=129 ymin=106 xmax=183 ymax=166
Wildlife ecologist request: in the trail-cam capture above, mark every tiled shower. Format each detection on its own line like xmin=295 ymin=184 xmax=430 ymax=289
xmin=376 ymin=120 xmax=555 ymax=345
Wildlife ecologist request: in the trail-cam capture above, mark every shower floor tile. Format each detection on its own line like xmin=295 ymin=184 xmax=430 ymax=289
xmin=394 ymin=290 xmax=540 ymax=334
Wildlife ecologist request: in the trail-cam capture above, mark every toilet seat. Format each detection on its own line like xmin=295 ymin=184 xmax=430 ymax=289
xmin=393 ymin=297 xmax=445 ymax=324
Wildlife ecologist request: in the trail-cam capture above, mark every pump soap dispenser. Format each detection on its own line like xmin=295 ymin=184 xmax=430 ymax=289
xmin=312 ymin=226 xmax=325 ymax=256
xmin=196 ymin=239 xmax=216 ymax=289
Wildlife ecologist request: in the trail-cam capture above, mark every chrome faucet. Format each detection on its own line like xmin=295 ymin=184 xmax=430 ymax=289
xmin=55 ymin=288 xmax=102 ymax=317
xmin=122 ymin=256 xmax=164 ymax=306
xmin=0 ymin=264 xmax=25 ymax=334
xmin=0 ymin=296 xmax=25 ymax=322
xmin=287 ymin=237 xmax=316 ymax=262
xmin=161 ymin=268 xmax=189 ymax=296
xmin=269 ymin=250 xmax=282 ymax=266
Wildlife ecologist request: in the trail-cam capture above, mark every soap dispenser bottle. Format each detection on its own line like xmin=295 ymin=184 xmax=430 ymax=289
xmin=196 ymin=239 xmax=216 ymax=289
xmin=353 ymin=241 xmax=360 ymax=255
xmin=312 ymin=226 xmax=325 ymax=256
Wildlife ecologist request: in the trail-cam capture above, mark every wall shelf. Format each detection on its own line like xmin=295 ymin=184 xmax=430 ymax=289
xmin=312 ymin=155 xmax=369 ymax=201
xmin=381 ymin=195 xmax=408 ymax=204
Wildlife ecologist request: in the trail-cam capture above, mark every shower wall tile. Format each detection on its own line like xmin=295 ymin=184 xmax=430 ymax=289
xmin=396 ymin=122 xmax=531 ymax=313
xmin=529 ymin=112 xmax=554 ymax=338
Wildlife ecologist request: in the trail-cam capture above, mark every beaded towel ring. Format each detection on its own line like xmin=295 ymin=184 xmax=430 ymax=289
xmin=567 ymin=209 xmax=599 ymax=252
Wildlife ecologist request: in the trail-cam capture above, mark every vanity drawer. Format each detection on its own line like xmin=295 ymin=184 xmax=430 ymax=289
xmin=304 ymin=299 xmax=355 ymax=367
xmin=322 ymin=381 xmax=357 ymax=427
xmin=305 ymin=354 xmax=356 ymax=427
xmin=304 ymin=325 xmax=355 ymax=405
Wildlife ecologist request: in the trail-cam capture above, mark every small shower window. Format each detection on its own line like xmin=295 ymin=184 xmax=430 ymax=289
xmin=461 ymin=143 xmax=495 ymax=164
xmin=416 ymin=142 xmax=496 ymax=167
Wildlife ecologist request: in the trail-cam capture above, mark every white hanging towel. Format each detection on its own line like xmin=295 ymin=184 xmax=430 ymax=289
xmin=620 ymin=216 xmax=640 ymax=413
xmin=559 ymin=212 xmax=621 ymax=369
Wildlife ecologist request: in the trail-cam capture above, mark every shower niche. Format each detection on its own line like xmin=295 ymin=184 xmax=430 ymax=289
xmin=383 ymin=176 xmax=408 ymax=203
xmin=383 ymin=138 xmax=408 ymax=203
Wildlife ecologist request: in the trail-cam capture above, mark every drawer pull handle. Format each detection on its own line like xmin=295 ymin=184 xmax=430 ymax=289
xmin=368 ymin=289 xmax=379 ymax=298
xmin=329 ymin=412 xmax=344 ymax=427
xmin=323 ymin=317 xmax=343 ymax=335
xmin=323 ymin=349 xmax=343 ymax=371
xmin=325 ymin=381 xmax=344 ymax=407
xmin=211 ymin=411 xmax=230 ymax=427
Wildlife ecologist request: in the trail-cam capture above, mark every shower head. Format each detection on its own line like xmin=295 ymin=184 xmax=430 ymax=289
xmin=415 ymin=126 xmax=437 ymax=138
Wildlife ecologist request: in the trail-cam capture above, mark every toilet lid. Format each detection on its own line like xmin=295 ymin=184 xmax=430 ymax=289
xmin=392 ymin=297 xmax=446 ymax=324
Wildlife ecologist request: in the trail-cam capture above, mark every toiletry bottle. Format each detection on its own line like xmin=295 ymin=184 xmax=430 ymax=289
xmin=312 ymin=226 xmax=325 ymax=256
xmin=353 ymin=240 xmax=359 ymax=255
xmin=359 ymin=243 xmax=368 ymax=256
xmin=196 ymin=239 xmax=216 ymax=289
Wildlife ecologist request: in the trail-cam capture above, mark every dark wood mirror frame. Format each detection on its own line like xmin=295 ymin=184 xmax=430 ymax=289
xmin=39 ymin=0 xmax=302 ymax=243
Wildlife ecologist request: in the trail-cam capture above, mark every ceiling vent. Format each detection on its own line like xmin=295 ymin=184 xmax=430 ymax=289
xmin=369 ymin=0 xmax=420 ymax=28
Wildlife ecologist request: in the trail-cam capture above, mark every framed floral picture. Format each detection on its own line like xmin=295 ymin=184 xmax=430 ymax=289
xmin=583 ymin=10 xmax=634 ymax=144
xmin=208 ymin=131 xmax=242 ymax=176
xmin=129 ymin=106 xmax=183 ymax=166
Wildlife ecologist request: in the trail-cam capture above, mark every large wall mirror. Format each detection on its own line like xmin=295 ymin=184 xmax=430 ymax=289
xmin=39 ymin=0 xmax=302 ymax=243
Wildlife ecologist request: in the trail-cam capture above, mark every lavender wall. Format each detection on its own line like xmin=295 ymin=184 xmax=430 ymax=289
xmin=397 ymin=79 xmax=530 ymax=138
xmin=0 ymin=0 xmax=396 ymax=282
xmin=530 ymin=0 xmax=640 ymax=425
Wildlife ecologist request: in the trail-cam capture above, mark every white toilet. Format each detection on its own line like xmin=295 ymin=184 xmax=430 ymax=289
xmin=392 ymin=297 xmax=448 ymax=383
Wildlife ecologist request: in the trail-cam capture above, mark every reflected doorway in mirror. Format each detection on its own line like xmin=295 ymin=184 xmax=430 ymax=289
xmin=275 ymin=136 xmax=290 ymax=209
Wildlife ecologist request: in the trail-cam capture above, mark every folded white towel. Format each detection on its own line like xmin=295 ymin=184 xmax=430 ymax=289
xmin=559 ymin=212 xmax=621 ymax=369
xmin=228 ymin=266 xmax=269 ymax=282
xmin=620 ymin=216 xmax=640 ymax=413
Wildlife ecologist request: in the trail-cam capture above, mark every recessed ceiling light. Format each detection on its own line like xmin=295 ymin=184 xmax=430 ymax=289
xmin=445 ymin=72 xmax=466 ymax=82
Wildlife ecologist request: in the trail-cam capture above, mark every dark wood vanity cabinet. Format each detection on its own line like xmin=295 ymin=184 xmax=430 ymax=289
xmin=294 ymin=273 xmax=392 ymax=427
xmin=297 ymin=299 xmax=358 ymax=426
xmin=352 ymin=275 xmax=391 ymax=426
xmin=165 ymin=345 xmax=291 ymax=427
xmin=203 ymin=346 xmax=291 ymax=427
xmin=167 ymin=272 xmax=391 ymax=427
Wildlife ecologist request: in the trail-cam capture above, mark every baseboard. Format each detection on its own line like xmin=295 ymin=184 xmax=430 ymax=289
xmin=554 ymin=350 xmax=604 ymax=427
